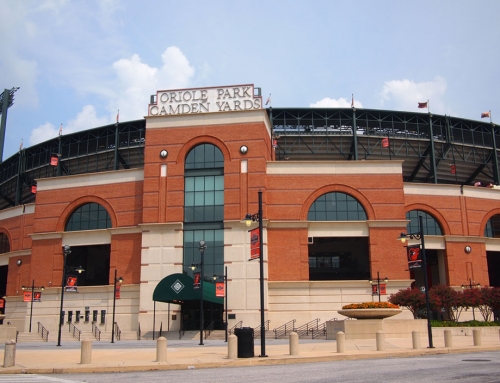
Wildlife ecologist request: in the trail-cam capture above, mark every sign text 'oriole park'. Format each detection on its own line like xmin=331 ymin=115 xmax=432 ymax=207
xmin=148 ymin=85 xmax=262 ymax=116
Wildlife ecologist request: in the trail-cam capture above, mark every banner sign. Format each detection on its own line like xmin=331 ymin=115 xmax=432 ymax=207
xmin=23 ymin=291 xmax=41 ymax=302
xmin=65 ymin=275 xmax=78 ymax=292
xmin=193 ymin=272 xmax=201 ymax=289
xmin=23 ymin=292 xmax=31 ymax=302
xmin=50 ymin=156 xmax=59 ymax=166
xmin=115 ymin=284 xmax=121 ymax=299
xmin=250 ymin=228 xmax=260 ymax=259
xmin=380 ymin=284 xmax=387 ymax=295
xmin=371 ymin=284 xmax=378 ymax=295
xmin=215 ymin=281 xmax=225 ymax=297
xmin=381 ymin=137 xmax=389 ymax=148
xmin=407 ymin=245 xmax=422 ymax=269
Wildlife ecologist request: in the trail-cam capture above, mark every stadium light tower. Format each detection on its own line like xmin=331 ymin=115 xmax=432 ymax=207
xmin=0 ymin=87 xmax=20 ymax=163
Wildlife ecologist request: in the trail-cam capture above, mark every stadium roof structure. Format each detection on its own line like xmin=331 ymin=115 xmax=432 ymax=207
xmin=0 ymin=107 xmax=498 ymax=211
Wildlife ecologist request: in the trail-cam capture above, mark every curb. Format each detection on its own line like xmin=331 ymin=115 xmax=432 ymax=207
xmin=0 ymin=345 xmax=499 ymax=375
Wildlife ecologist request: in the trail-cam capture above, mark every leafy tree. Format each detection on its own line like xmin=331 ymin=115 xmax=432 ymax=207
xmin=429 ymin=284 xmax=463 ymax=322
xmin=479 ymin=287 xmax=500 ymax=321
xmin=461 ymin=287 xmax=482 ymax=320
xmin=388 ymin=288 xmax=425 ymax=319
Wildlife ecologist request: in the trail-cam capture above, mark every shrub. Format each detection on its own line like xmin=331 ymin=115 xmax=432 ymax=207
xmin=341 ymin=302 xmax=399 ymax=309
xmin=429 ymin=284 xmax=463 ymax=322
xmin=388 ymin=288 xmax=425 ymax=319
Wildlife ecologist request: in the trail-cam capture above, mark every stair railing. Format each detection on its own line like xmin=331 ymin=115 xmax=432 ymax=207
xmin=204 ymin=321 xmax=214 ymax=339
xmin=91 ymin=321 xmax=101 ymax=341
xmin=37 ymin=322 xmax=49 ymax=342
xmin=253 ymin=320 xmax=270 ymax=338
xmin=273 ymin=319 xmax=296 ymax=339
xmin=114 ymin=321 xmax=121 ymax=341
xmin=228 ymin=320 xmax=243 ymax=335
xmin=293 ymin=318 xmax=320 ymax=338
xmin=68 ymin=322 xmax=82 ymax=341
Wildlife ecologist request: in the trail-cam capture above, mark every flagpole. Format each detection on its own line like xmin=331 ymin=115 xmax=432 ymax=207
xmin=428 ymin=99 xmax=430 ymax=114
xmin=490 ymin=110 xmax=492 ymax=124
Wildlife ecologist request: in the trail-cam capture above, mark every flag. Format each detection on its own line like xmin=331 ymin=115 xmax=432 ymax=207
xmin=351 ymin=94 xmax=354 ymax=108
xmin=481 ymin=112 xmax=490 ymax=118
xmin=450 ymin=164 xmax=456 ymax=174
xmin=418 ymin=102 xmax=428 ymax=109
xmin=116 ymin=109 xmax=119 ymax=123
xmin=406 ymin=245 xmax=422 ymax=269
xmin=19 ymin=139 xmax=23 ymax=150
xmin=265 ymin=94 xmax=271 ymax=106
xmin=250 ymin=227 xmax=260 ymax=259
xmin=58 ymin=123 xmax=63 ymax=136
xmin=381 ymin=137 xmax=389 ymax=148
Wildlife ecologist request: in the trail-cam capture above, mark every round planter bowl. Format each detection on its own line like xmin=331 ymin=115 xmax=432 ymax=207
xmin=338 ymin=308 xmax=402 ymax=320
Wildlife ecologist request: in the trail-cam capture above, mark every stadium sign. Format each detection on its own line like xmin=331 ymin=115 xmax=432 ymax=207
xmin=148 ymin=84 xmax=262 ymax=116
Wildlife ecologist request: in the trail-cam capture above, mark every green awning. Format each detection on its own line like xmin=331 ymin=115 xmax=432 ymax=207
xmin=152 ymin=273 xmax=223 ymax=305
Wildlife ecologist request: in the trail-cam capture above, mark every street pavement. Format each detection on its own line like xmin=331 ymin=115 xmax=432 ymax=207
xmin=0 ymin=332 xmax=499 ymax=375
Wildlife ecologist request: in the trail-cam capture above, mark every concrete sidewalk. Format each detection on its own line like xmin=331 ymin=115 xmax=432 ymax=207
xmin=1 ymin=334 xmax=499 ymax=375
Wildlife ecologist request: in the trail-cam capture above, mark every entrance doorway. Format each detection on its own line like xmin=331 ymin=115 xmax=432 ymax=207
xmin=181 ymin=300 xmax=224 ymax=331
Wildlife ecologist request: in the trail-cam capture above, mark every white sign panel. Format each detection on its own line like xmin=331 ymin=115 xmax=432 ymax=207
xmin=148 ymin=84 xmax=262 ymax=116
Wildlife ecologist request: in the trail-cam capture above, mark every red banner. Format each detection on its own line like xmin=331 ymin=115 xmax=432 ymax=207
xmin=250 ymin=228 xmax=260 ymax=259
xmin=115 ymin=284 xmax=121 ymax=299
xmin=215 ymin=281 xmax=225 ymax=297
xmin=380 ymin=284 xmax=387 ymax=295
xmin=65 ymin=275 xmax=78 ymax=292
xmin=23 ymin=291 xmax=32 ymax=302
xmin=381 ymin=137 xmax=389 ymax=148
xmin=50 ymin=156 xmax=59 ymax=166
xmin=407 ymin=245 xmax=422 ymax=269
xmin=193 ymin=272 xmax=200 ymax=289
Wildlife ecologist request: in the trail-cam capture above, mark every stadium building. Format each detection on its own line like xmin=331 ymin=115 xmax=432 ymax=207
xmin=0 ymin=83 xmax=499 ymax=339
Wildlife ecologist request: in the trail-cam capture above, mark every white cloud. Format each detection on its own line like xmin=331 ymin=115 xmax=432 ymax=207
xmin=379 ymin=77 xmax=448 ymax=113
xmin=29 ymin=105 xmax=108 ymax=146
xmin=109 ymin=47 xmax=195 ymax=122
xmin=310 ymin=97 xmax=363 ymax=108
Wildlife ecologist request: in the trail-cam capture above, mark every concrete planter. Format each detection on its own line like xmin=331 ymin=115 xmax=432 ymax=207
xmin=337 ymin=308 xmax=403 ymax=320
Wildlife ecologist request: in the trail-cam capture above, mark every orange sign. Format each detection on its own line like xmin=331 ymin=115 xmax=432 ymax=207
xmin=215 ymin=282 xmax=225 ymax=297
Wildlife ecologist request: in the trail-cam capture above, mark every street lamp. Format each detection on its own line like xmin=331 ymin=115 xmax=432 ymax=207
xmin=244 ymin=189 xmax=266 ymax=357
xmin=397 ymin=215 xmax=434 ymax=348
xmin=462 ymin=279 xmax=481 ymax=321
xmin=369 ymin=272 xmax=388 ymax=302
xmin=111 ymin=270 xmax=123 ymax=343
xmin=191 ymin=240 xmax=206 ymax=346
xmin=213 ymin=266 xmax=228 ymax=342
xmin=21 ymin=280 xmax=44 ymax=333
xmin=57 ymin=245 xmax=85 ymax=347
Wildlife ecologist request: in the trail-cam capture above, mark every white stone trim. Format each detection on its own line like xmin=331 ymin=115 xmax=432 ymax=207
xmin=267 ymin=160 xmax=403 ymax=175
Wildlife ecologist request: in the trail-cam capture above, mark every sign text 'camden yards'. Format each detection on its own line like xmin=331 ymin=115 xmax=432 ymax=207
xmin=148 ymin=85 xmax=262 ymax=116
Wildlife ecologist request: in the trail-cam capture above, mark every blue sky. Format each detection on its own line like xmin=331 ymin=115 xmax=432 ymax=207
xmin=1 ymin=0 xmax=499 ymax=160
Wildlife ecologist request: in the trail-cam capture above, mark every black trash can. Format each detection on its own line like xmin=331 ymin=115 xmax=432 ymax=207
xmin=234 ymin=327 xmax=254 ymax=358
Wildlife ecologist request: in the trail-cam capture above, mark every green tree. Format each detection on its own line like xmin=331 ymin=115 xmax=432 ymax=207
xmin=429 ymin=284 xmax=463 ymax=322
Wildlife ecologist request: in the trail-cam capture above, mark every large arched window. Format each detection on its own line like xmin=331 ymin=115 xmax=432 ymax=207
xmin=406 ymin=210 xmax=442 ymax=235
xmin=308 ymin=192 xmax=367 ymax=221
xmin=65 ymin=203 xmax=112 ymax=231
xmin=485 ymin=214 xmax=500 ymax=238
xmin=0 ymin=233 xmax=9 ymax=254
xmin=183 ymin=144 xmax=224 ymax=278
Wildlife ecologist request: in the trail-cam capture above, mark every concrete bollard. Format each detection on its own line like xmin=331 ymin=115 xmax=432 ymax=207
xmin=3 ymin=339 xmax=16 ymax=368
xmin=336 ymin=331 xmax=345 ymax=353
xmin=289 ymin=331 xmax=299 ymax=355
xmin=80 ymin=339 xmax=92 ymax=364
xmin=473 ymin=328 xmax=482 ymax=346
xmin=228 ymin=334 xmax=237 ymax=359
xmin=156 ymin=336 xmax=167 ymax=362
xmin=376 ymin=330 xmax=385 ymax=351
xmin=412 ymin=330 xmax=421 ymax=350
xmin=444 ymin=329 xmax=453 ymax=348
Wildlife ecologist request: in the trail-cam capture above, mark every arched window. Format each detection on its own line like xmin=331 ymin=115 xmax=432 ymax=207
xmin=184 ymin=143 xmax=224 ymax=279
xmin=308 ymin=192 xmax=367 ymax=221
xmin=485 ymin=214 xmax=500 ymax=238
xmin=0 ymin=233 xmax=9 ymax=254
xmin=65 ymin=203 xmax=112 ymax=231
xmin=406 ymin=210 xmax=442 ymax=236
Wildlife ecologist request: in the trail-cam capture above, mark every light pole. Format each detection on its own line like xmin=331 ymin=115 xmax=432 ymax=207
xmin=369 ymin=272 xmax=388 ymax=302
xmin=21 ymin=280 xmax=44 ymax=332
xmin=398 ymin=215 xmax=434 ymax=348
xmin=192 ymin=240 xmax=206 ymax=345
xmin=57 ymin=245 xmax=85 ymax=347
xmin=111 ymin=269 xmax=123 ymax=343
xmin=245 ymin=189 xmax=266 ymax=357
xmin=213 ymin=266 xmax=228 ymax=342
xmin=462 ymin=279 xmax=480 ymax=321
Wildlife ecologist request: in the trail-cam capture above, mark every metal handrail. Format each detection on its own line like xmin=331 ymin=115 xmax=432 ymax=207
xmin=311 ymin=317 xmax=337 ymax=339
xmin=204 ymin=321 xmax=214 ymax=339
xmin=68 ymin=322 xmax=81 ymax=341
xmin=114 ymin=322 xmax=121 ymax=341
xmin=228 ymin=320 xmax=243 ymax=335
xmin=253 ymin=320 xmax=270 ymax=338
xmin=137 ymin=322 xmax=141 ymax=340
xmin=91 ymin=322 xmax=101 ymax=341
xmin=37 ymin=322 xmax=49 ymax=342
xmin=293 ymin=318 xmax=320 ymax=337
xmin=273 ymin=319 xmax=296 ymax=339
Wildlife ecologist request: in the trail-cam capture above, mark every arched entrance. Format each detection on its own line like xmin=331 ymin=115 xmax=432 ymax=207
xmin=153 ymin=273 xmax=224 ymax=331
